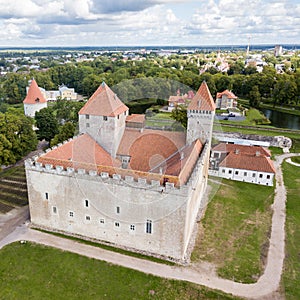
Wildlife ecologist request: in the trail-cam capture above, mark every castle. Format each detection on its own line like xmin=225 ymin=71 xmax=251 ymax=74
xmin=25 ymin=81 xmax=215 ymax=262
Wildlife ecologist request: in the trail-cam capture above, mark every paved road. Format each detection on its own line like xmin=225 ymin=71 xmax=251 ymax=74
xmin=0 ymin=153 xmax=299 ymax=299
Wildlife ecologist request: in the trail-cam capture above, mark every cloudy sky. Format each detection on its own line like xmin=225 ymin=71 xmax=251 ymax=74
xmin=0 ymin=0 xmax=299 ymax=47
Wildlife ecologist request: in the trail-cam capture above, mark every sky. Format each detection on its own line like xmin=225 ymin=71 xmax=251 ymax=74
xmin=0 ymin=0 xmax=299 ymax=47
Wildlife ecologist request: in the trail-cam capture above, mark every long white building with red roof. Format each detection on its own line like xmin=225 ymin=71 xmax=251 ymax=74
xmin=209 ymin=143 xmax=276 ymax=186
xmin=25 ymin=81 xmax=215 ymax=263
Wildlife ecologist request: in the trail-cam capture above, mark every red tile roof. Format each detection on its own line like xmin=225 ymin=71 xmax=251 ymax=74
xmin=216 ymin=90 xmax=237 ymax=99
xmin=219 ymin=152 xmax=276 ymax=173
xmin=117 ymin=128 xmax=186 ymax=174
xmin=188 ymin=81 xmax=216 ymax=111
xmin=23 ymin=79 xmax=47 ymax=104
xmin=212 ymin=143 xmax=271 ymax=157
xmin=126 ymin=114 xmax=145 ymax=123
xmin=79 ymin=82 xmax=128 ymax=117
xmin=38 ymin=134 xmax=121 ymax=169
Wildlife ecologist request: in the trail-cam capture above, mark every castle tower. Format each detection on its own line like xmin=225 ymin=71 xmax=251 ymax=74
xmin=186 ymin=81 xmax=215 ymax=145
xmin=78 ymin=82 xmax=129 ymax=158
xmin=23 ymin=79 xmax=47 ymax=117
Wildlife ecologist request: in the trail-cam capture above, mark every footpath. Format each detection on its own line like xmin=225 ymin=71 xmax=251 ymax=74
xmin=0 ymin=153 xmax=299 ymax=299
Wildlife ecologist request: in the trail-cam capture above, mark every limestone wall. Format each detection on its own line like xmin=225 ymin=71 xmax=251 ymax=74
xmin=25 ymin=142 xmax=210 ymax=262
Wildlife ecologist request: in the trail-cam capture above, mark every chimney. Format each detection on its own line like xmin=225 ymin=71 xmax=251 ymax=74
xmin=180 ymin=152 xmax=184 ymax=160
xmin=255 ymin=151 xmax=260 ymax=156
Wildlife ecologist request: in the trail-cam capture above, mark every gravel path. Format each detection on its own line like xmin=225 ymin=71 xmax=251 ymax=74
xmin=0 ymin=153 xmax=299 ymax=299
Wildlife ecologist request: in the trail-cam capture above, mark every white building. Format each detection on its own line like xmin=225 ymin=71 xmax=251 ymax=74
xmin=215 ymin=90 xmax=238 ymax=110
xmin=25 ymin=81 xmax=216 ymax=263
xmin=23 ymin=79 xmax=47 ymax=117
xmin=42 ymin=84 xmax=78 ymax=101
xmin=209 ymin=143 xmax=275 ymax=186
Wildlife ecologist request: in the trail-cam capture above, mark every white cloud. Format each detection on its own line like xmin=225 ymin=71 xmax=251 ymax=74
xmin=0 ymin=0 xmax=298 ymax=46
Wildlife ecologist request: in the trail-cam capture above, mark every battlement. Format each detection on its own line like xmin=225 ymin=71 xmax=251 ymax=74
xmin=25 ymin=137 xmax=209 ymax=196
xmin=25 ymin=157 xmax=188 ymax=195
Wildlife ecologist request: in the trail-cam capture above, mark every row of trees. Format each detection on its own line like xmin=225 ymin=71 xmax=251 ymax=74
xmin=35 ymin=99 xmax=84 ymax=146
xmin=1 ymin=56 xmax=300 ymax=108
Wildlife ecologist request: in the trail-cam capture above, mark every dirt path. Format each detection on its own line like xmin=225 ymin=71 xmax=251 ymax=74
xmin=0 ymin=153 xmax=298 ymax=299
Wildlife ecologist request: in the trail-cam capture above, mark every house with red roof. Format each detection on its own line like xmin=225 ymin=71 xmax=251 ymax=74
xmin=167 ymin=89 xmax=194 ymax=111
xmin=25 ymin=81 xmax=215 ymax=263
xmin=23 ymin=79 xmax=47 ymax=117
xmin=209 ymin=143 xmax=275 ymax=186
xmin=215 ymin=90 xmax=238 ymax=110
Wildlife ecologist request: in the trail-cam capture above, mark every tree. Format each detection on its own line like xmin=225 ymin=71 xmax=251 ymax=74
xmin=249 ymin=86 xmax=261 ymax=108
xmin=50 ymin=122 xmax=75 ymax=147
xmin=171 ymin=105 xmax=187 ymax=128
xmin=0 ymin=109 xmax=38 ymax=166
xmin=35 ymin=108 xmax=59 ymax=141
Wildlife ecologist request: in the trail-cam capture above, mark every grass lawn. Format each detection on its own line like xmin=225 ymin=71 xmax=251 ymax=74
xmin=219 ymin=108 xmax=270 ymax=126
xmin=290 ymin=156 xmax=300 ymax=164
xmin=281 ymin=161 xmax=300 ymax=299
xmin=0 ymin=242 xmax=239 ymax=300
xmin=192 ymin=178 xmax=274 ymax=283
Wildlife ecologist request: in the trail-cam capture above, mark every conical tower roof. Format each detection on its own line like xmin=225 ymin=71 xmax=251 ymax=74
xmin=23 ymin=79 xmax=47 ymax=104
xmin=187 ymin=81 xmax=216 ymax=111
xmin=79 ymin=82 xmax=128 ymax=117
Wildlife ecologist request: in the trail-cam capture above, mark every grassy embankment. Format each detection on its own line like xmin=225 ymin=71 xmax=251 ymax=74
xmin=281 ymin=161 xmax=300 ymax=299
xmin=192 ymin=178 xmax=274 ymax=283
xmin=0 ymin=166 xmax=28 ymax=214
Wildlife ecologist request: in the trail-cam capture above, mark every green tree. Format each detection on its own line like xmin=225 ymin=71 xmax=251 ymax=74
xmin=0 ymin=109 xmax=38 ymax=165
xmin=50 ymin=122 xmax=75 ymax=147
xmin=249 ymin=86 xmax=261 ymax=108
xmin=171 ymin=105 xmax=187 ymax=128
xmin=35 ymin=108 xmax=59 ymax=141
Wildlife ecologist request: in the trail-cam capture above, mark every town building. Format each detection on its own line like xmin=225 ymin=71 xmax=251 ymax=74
xmin=209 ymin=143 xmax=275 ymax=186
xmin=23 ymin=79 xmax=47 ymax=117
xmin=25 ymin=81 xmax=215 ymax=263
xmin=215 ymin=90 xmax=238 ymax=110
xmin=41 ymin=84 xmax=77 ymax=101
xmin=167 ymin=89 xmax=194 ymax=111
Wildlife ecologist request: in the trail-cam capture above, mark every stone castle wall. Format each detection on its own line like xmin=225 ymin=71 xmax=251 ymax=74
xmin=25 ymin=142 xmax=210 ymax=262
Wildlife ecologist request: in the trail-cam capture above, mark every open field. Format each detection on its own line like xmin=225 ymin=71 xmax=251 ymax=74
xmin=281 ymin=161 xmax=300 ymax=299
xmin=0 ymin=166 xmax=28 ymax=214
xmin=192 ymin=178 xmax=274 ymax=283
xmin=0 ymin=242 xmax=239 ymax=300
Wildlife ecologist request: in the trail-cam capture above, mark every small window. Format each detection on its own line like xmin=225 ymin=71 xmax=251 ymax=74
xmin=85 ymin=200 xmax=89 ymax=207
xmin=259 ymin=174 xmax=263 ymax=178
xmin=222 ymin=169 xmax=225 ymax=173
xmin=130 ymin=224 xmax=135 ymax=231
xmin=52 ymin=206 xmax=57 ymax=214
xmin=69 ymin=211 xmax=74 ymax=217
xmin=117 ymin=114 xmax=120 ymax=119
xmin=114 ymin=222 xmax=120 ymax=228
xmin=252 ymin=173 xmax=256 ymax=177
xmin=86 ymin=123 xmax=90 ymax=128
xmin=45 ymin=192 xmax=49 ymax=200
xmin=228 ymin=170 xmax=232 ymax=174
xmin=146 ymin=219 xmax=152 ymax=234
xmin=244 ymin=172 xmax=247 ymax=176
xmin=85 ymin=114 xmax=89 ymax=119
xmin=103 ymin=116 xmax=108 ymax=121
xmin=267 ymin=175 xmax=270 ymax=179
xmin=116 ymin=206 xmax=120 ymax=214
xmin=99 ymin=218 xmax=105 ymax=224
xmin=85 ymin=215 xmax=91 ymax=221
xmin=235 ymin=171 xmax=239 ymax=175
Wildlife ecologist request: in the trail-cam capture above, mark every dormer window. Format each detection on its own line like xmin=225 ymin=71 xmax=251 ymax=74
xmin=35 ymin=98 xmax=40 ymax=103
